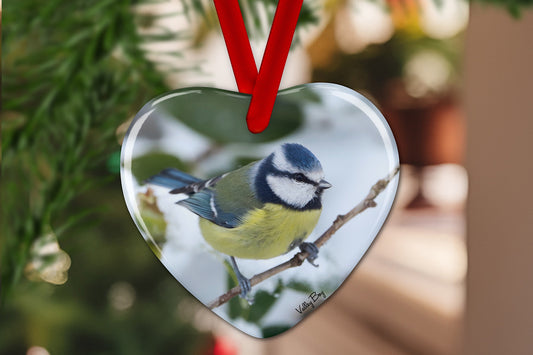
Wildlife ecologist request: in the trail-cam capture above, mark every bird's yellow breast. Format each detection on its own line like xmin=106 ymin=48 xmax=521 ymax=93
xmin=199 ymin=204 xmax=322 ymax=260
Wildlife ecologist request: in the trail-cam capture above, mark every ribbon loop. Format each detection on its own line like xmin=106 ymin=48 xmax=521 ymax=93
xmin=213 ymin=0 xmax=303 ymax=134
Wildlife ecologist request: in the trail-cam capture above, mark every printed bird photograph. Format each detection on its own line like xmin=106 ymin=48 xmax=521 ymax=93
xmin=144 ymin=143 xmax=332 ymax=301
xmin=120 ymin=84 xmax=399 ymax=336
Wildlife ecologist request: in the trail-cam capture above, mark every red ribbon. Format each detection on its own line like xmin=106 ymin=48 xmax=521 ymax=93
xmin=213 ymin=0 xmax=303 ymax=134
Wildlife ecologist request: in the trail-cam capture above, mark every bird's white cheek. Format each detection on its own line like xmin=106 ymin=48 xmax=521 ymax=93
xmin=266 ymin=176 xmax=315 ymax=208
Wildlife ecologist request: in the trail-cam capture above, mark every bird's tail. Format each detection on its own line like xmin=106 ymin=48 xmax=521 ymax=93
xmin=144 ymin=168 xmax=201 ymax=190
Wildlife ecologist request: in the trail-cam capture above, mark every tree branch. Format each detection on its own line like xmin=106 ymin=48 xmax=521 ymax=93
xmin=207 ymin=166 xmax=400 ymax=309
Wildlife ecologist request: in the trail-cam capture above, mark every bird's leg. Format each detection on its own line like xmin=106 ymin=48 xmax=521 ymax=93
xmin=299 ymin=242 xmax=319 ymax=267
xmin=230 ymin=256 xmax=253 ymax=304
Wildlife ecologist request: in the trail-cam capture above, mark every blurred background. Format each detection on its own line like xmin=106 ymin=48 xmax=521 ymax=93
xmin=2 ymin=0 xmax=532 ymax=354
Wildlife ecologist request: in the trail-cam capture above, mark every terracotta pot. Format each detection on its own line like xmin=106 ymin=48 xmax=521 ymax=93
xmin=384 ymin=95 xmax=465 ymax=167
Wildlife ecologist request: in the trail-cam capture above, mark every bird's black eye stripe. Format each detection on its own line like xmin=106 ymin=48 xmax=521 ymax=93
xmin=290 ymin=173 xmax=316 ymax=185
xmin=269 ymin=168 xmax=317 ymax=185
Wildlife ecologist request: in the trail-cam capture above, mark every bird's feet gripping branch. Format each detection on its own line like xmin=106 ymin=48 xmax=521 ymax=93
xmin=230 ymin=256 xmax=253 ymax=303
xmin=299 ymin=242 xmax=320 ymax=267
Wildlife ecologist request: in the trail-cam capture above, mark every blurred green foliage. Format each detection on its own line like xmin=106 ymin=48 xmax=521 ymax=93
xmin=131 ymin=152 xmax=187 ymax=183
xmin=1 ymin=0 xmax=320 ymax=350
xmin=2 ymin=0 xmax=171 ymax=304
xmin=0 ymin=188 xmax=209 ymax=354
xmin=227 ymin=277 xmax=283 ymax=324
xmin=0 ymin=0 xmax=215 ymax=352
xmin=149 ymin=87 xmax=305 ymax=143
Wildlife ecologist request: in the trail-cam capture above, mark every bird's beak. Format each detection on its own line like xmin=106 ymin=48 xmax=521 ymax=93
xmin=318 ymin=179 xmax=332 ymax=190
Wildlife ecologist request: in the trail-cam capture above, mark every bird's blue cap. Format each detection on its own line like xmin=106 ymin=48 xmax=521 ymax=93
xmin=281 ymin=143 xmax=322 ymax=172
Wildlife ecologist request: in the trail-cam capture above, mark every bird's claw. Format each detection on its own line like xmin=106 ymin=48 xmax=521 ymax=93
xmin=299 ymin=242 xmax=320 ymax=267
xmin=237 ymin=276 xmax=254 ymax=304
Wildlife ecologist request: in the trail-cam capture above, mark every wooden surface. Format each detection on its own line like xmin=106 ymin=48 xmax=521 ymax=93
xmin=464 ymin=6 xmax=533 ymax=355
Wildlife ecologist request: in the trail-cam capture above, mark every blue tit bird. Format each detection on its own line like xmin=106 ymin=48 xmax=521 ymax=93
xmin=145 ymin=143 xmax=331 ymax=300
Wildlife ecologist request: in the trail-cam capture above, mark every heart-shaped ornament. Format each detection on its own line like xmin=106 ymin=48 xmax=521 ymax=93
xmin=121 ymin=83 xmax=399 ymax=338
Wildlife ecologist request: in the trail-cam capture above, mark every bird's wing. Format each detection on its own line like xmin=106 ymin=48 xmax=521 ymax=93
xmin=177 ymin=162 xmax=262 ymax=229
xmin=177 ymin=189 xmax=243 ymax=228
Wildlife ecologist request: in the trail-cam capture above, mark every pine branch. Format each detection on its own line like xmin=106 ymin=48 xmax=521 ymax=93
xmin=0 ymin=0 xmax=174 ymax=304
xmin=207 ymin=166 xmax=400 ymax=309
